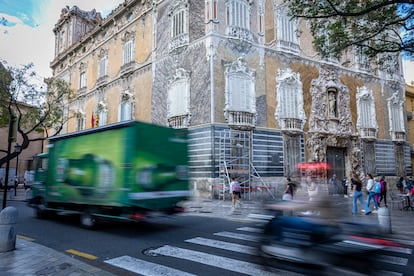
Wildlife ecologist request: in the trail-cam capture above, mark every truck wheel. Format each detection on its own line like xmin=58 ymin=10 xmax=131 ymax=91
xmin=80 ymin=213 xmax=96 ymax=229
xmin=35 ymin=199 xmax=49 ymax=219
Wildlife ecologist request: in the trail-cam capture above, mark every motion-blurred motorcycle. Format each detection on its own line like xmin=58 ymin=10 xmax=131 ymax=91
xmin=258 ymin=199 xmax=400 ymax=275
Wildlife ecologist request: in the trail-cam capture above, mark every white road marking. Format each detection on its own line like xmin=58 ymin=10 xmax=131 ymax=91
xmin=236 ymin=226 xmax=263 ymax=233
xmin=214 ymin=231 xmax=260 ymax=242
xmin=149 ymin=245 xmax=303 ymax=276
xmin=185 ymin=237 xmax=256 ymax=254
xmin=104 ymin=255 xmax=195 ymax=276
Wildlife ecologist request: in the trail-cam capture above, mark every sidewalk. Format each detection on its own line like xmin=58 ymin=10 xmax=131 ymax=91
xmin=1 ymin=188 xmax=414 ymax=275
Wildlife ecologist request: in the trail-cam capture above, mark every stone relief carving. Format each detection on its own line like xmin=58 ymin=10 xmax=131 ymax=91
xmin=307 ymin=67 xmax=356 ymax=163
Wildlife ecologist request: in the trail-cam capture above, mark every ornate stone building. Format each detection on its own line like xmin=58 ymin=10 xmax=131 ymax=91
xmin=51 ymin=0 xmax=411 ymax=198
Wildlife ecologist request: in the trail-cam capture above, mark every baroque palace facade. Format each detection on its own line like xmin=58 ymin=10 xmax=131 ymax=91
xmin=51 ymin=0 xmax=411 ymax=197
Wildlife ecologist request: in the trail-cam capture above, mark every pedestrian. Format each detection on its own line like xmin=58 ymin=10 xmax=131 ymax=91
xmin=282 ymin=177 xmax=296 ymax=200
xmin=405 ymin=176 xmax=413 ymax=193
xmin=366 ymin=174 xmax=379 ymax=212
xmin=329 ymin=174 xmax=338 ymax=195
xmin=229 ymin=177 xmax=241 ymax=208
xmin=351 ymin=177 xmax=371 ymax=215
xmin=342 ymin=177 xmax=348 ymax=197
xmin=396 ymin=176 xmax=404 ymax=193
xmin=379 ymin=176 xmax=387 ymax=207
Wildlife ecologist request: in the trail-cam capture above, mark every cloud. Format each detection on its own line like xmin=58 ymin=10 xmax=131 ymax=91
xmin=0 ymin=0 xmax=122 ymax=79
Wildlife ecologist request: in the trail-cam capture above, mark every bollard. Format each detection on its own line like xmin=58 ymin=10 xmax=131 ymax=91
xmin=0 ymin=206 xmax=18 ymax=252
xmin=378 ymin=207 xmax=392 ymax=234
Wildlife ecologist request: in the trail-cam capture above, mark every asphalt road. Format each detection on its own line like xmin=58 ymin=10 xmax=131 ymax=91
xmin=8 ymin=201 xmax=414 ymax=276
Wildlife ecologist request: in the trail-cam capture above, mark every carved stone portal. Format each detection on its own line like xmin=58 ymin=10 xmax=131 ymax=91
xmin=307 ymin=67 xmax=359 ymax=177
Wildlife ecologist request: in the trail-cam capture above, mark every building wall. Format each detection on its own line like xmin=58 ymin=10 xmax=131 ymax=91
xmin=50 ymin=1 xmax=410 ymax=197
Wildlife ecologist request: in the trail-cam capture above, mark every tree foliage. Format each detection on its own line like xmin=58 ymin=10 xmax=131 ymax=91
xmin=285 ymin=0 xmax=414 ymax=60
xmin=0 ymin=62 xmax=73 ymax=168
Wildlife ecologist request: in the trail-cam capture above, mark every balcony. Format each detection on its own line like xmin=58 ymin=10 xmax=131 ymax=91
xmin=168 ymin=114 xmax=190 ymax=129
xmin=359 ymin=127 xmax=377 ymax=141
xmin=120 ymin=61 xmax=135 ymax=75
xmin=169 ymin=33 xmax=189 ymax=53
xmin=226 ymin=26 xmax=253 ymax=42
xmin=279 ymin=118 xmax=304 ymax=135
xmin=391 ymin=131 xmax=406 ymax=144
xmin=276 ymin=40 xmax=300 ymax=54
xmin=225 ymin=110 xmax=256 ymax=131
xmin=96 ymin=75 xmax=109 ymax=88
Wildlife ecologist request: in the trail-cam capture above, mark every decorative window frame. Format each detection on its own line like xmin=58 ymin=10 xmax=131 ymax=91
xmin=275 ymin=68 xmax=306 ymax=133
xmin=168 ymin=0 xmax=190 ymax=52
xmin=97 ymin=48 xmax=108 ymax=79
xmin=206 ymin=0 xmax=219 ymax=23
xmin=224 ymin=57 xmax=257 ymax=129
xmin=274 ymin=4 xmax=299 ymax=53
xmin=118 ymin=90 xmax=134 ymax=122
xmin=78 ymin=62 xmax=87 ymax=91
xmin=387 ymin=92 xmax=405 ymax=142
xmin=75 ymin=110 xmax=85 ymax=131
xmin=121 ymin=31 xmax=136 ymax=66
xmin=167 ymin=68 xmax=191 ymax=128
xmin=356 ymin=86 xmax=378 ymax=140
xmin=354 ymin=46 xmax=370 ymax=72
xmin=96 ymin=101 xmax=108 ymax=127
xmin=225 ymin=0 xmax=253 ymax=41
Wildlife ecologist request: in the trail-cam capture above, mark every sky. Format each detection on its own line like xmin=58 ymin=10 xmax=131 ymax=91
xmin=0 ymin=0 xmax=122 ymax=80
xmin=0 ymin=0 xmax=413 ymax=84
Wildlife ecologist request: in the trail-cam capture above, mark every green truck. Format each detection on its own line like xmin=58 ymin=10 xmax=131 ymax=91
xmin=29 ymin=121 xmax=189 ymax=228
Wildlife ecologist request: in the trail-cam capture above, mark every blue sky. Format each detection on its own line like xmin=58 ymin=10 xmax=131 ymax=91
xmin=0 ymin=0 xmax=121 ymax=79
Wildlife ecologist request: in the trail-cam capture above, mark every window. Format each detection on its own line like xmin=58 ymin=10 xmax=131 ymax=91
xmin=224 ymin=57 xmax=256 ymax=128
xmin=355 ymin=46 xmax=370 ymax=72
xmin=76 ymin=113 xmax=85 ymax=131
xmin=98 ymin=49 xmax=108 ymax=79
xmin=79 ymin=72 xmax=86 ymax=89
xmin=275 ymin=68 xmax=306 ymax=131
xmin=388 ymin=92 xmax=405 ymax=133
xmin=168 ymin=0 xmax=189 ymax=52
xmin=79 ymin=62 xmax=86 ymax=89
xmin=122 ymin=40 xmax=134 ymax=65
xmin=356 ymin=86 xmax=377 ymax=136
xmin=119 ymin=91 xmax=133 ymax=121
xmin=96 ymin=102 xmax=107 ymax=127
xmin=167 ymin=68 xmax=191 ymax=128
xmin=206 ymin=0 xmax=218 ymax=22
xmin=275 ymin=5 xmax=299 ymax=52
xmin=226 ymin=0 xmax=250 ymax=30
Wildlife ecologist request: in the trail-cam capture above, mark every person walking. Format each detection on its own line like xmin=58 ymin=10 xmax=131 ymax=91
xmin=406 ymin=176 xmax=413 ymax=194
xmin=396 ymin=177 xmax=404 ymax=194
xmin=366 ymin=174 xmax=379 ymax=212
xmin=379 ymin=176 xmax=387 ymax=207
xmin=329 ymin=174 xmax=338 ymax=195
xmin=282 ymin=177 xmax=296 ymax=200
xmin=229 ymin=177 xmax=241 ymax=208
xmin=351 ymin=177 xmax=371 ymax=215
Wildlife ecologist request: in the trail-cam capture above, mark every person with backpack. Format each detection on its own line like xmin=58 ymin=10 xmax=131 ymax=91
xmin=366 ymin=174 xmax=379 ymax=212
xmin=406 ymin=176 xmax=413 ymax=193
xmin=378 ymin=176 xmax=387 ymax=207
xmin=229 ymin=177 xmax=241 ymax=208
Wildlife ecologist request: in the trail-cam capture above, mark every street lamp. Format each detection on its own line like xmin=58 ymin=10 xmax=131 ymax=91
xmin=14 ymin=143 xmax=22 ymax=196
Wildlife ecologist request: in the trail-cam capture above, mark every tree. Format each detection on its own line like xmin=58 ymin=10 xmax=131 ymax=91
xmin=0 ymin=62 xmax=73 ymax=169
xmin=285 ymin=0 xmax=414 ymax=61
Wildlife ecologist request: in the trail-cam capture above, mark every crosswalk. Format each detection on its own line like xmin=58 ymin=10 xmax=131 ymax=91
xmin=104 ymin=215 xmax=413 ymax=276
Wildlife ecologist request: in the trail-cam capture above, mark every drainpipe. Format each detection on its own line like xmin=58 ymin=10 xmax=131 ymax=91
xmin=210 ymin=41 xmax=215 ymax=124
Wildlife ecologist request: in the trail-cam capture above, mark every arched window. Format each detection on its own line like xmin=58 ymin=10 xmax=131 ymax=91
xmin=275 ymin=5 xmax=299 ymax=53
xmin=167 ymin=68 xmax=191 ymax=128
xmin=356 ymin=86 xmax=377 ymax=139
xmin=224 ymin=57 xmax=256 ymax=129
xmin=119 ymin=91 xmax=134 ymax=121
xmin=275 ymin=68 xmax=306 ymax=132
